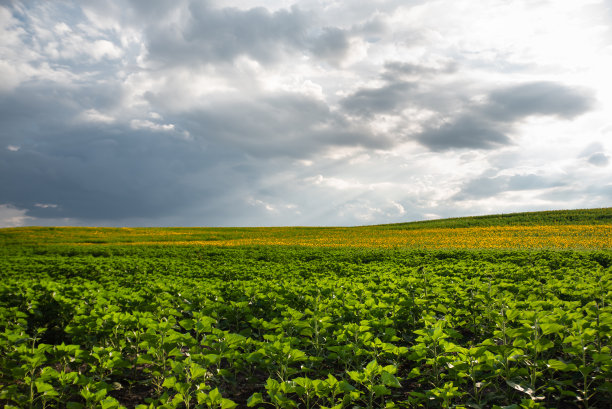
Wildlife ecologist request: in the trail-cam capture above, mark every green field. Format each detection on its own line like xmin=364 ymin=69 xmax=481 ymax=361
xmin=373 ymin=207 xmax=612 ymax=229
xmin=1 ymin=209 xmax=611 ymax=409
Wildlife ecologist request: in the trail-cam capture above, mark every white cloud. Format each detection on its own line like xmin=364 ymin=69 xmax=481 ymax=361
xmin=0 ymin=204 xmax=32 ymax=227
xmin=34 ymin=203 xmax=58 ymax=209
xmin=247 ymin=197 xmax=277 ymax=213
xmin=90 ymin=39 xmax=123 ymax=60
xmin=130 ymin=119 xmax=175 ymax=132
xmin=390 ymin=200 xmax=406 ymax=216
xmin=0 ymin=60 xmax=22 ymax=92
xmin=79 ymin=109 xmax=115 ymax=124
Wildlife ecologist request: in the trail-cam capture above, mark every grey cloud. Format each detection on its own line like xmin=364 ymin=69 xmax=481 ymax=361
xmin=578 ymin=142 xmax=609 ymax=167
xmin=1 ymin=128 xmax=213 ymax=221
xmin=579 ymin=141 xmax=606 ymax=156
xmin=144 ymin=2 xmax=350 ymax=66
xmin=0 ymin=81 xmax=124 ymax=148
xmin=124 ymin=0 xmax=186 ymax=21
xmin=307 ymin=27 xmax=350 ymax=63
xmin=1 ymin=128 xmax=269 ymax=224
xmin=416 ymin=116 xmax=511 ymax=151
xmin=172 ymin=93 xmax=393 ymax=158
xmin=537 ymin=184 xmax=612 ymax=203
xmin=505 ymin=174 xmax=566 ymax=191
xmin=454 ymin=173 xmax=566 ymax=200
xmin=342 ymin=75 xmax=595 ymax=151
xmin=382 ymin=60 xmax=457 ymax=81
xmin=484 ymin=82 xmax=595 ymax=121
xmin=417 ymin=81 xmax=595 ymax=151
xmin=587 ymin=153 xmax=610 ymax=167
xmin=340 ymin=82 xmax=415 ymax=116
xmin=350 ymin=15 xmax=387 ymax=42
xmin=0 ymin=80 xmax=391 ymax=224
xmin=341 ymin=61 xmax=458 ymax=117
xmin=0 ymin=83 xmax=257 ymax=222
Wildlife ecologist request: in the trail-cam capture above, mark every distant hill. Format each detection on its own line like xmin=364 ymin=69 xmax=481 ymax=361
xmin=373 ymin=207 xmax=612 ymax=229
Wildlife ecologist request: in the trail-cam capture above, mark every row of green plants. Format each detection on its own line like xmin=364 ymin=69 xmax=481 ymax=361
xmin=1 ymin=246 xmax=611 ymax=408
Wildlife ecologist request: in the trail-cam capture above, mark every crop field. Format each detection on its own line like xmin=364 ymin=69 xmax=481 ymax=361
xmin=1 ymin=209 xmax=611 ymax=409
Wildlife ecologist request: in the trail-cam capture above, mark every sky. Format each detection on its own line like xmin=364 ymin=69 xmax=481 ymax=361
xmin=1 ymin=0 xmax=611 ymax=227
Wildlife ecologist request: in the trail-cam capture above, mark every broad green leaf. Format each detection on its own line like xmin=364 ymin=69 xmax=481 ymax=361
xmin=300 ymin=328 xmax=313 ymax=337
xmin=94 ymin=388 xmax=107 ymax=401
xmin=209 ymin=387 xmax=222 ymax=403
xmin=247 ymin=393 xmax=264 ymax=407
xmin=172 ymin=393 xmax=184 ymax=405
xmin=432 ymin=326 xmax=446 ymax=341
xmin=162 ymin=377 xmax=176 ymax=388
xmin=348 ymin=371 xmax=366 ymax=383
xmin=80 ymin=388 xmax=95 ymax=401
xmin=221 ymin=398 xmax=238 ymax=409
xmin=175 ymin=382 xmax=190 ymax=397
xmin=534 ymin=338 xmax=554 ymax=353
xmin=326 ymin=374 xmax=339 ymax=387
xmin=540 ymin=322 xmax=564 ymax=335
xmin=381 ymin=371 xmax=401 ymax=388
xmin=179 ymin=319 xmax=194 ymax=330
xmin=547 ymin=359 xmax=576 ymax=371
xmin=593 ymin=353 xmax=611 ymax=363
xmin=190 ymin=363 xmax=207 ymax=380
xmin=35 ymin=381 xmax=55 ymax=394
xmin=100 ymin=397 xmax=120 ymax=409
xmin=338 ymin=380 xmax=356 ymax=393
xmin=197 ymin=391 xmax=210 ymax=404
xmin=365 ymin=360 xmax=379 ymax=373
xmin=372 ymin=384 xmax=391 ymax=396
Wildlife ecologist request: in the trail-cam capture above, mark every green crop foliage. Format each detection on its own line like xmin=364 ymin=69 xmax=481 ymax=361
xmin=1 ymin=211 xmax=612 ymax=408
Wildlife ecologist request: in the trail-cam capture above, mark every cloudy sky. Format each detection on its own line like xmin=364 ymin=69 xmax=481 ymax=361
xmin=1 ymin=0 xmax=611 ymax=227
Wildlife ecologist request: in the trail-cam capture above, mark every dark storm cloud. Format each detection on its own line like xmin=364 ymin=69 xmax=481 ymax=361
xmin=454 ymin=173 xmax=566 ymax=200
xmin=0 ymin=81 xmax=388 ymax=224
xmin=143 ymin=1 xmax=350 ymax=66
xmin=0 ymin=84 xmax=254 ymax=222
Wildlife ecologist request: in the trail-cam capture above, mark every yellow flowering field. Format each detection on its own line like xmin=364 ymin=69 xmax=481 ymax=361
xmin=2 ymin=223 xmax=611 ymax=250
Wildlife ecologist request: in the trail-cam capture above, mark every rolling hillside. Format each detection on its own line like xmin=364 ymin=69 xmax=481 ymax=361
xmin=374 ymin=207 xmax=612 ymax=229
